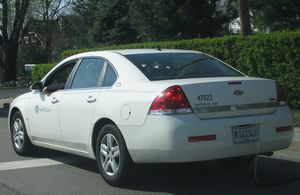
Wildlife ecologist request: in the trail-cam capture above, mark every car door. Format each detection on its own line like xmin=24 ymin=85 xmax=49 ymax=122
xmin=28 ymin=61 xmax=77 ymax=144
xmin=59 ymin=58 xmax=106 ymax=152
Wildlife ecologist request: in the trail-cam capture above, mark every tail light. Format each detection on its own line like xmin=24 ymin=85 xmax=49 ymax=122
xmin=276 ymin=81 xmax=287 ymax=106
xmin=149 ymin=85 xmax=192 ymax=115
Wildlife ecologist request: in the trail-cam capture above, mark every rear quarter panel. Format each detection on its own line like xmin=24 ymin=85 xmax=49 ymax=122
xmin=92 ymin=84 xmax=163 ymax=127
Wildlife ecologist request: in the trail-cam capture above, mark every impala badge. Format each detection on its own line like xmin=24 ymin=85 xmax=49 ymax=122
xmin=233 ymin=89 xmax=244 ymax=96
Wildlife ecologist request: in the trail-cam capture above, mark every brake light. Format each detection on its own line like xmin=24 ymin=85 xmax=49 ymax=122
xmin=276 ymin=125 xmax=292 ymax=133
xmin=149 ymin=85 xmax=192 ymax=115
xmin=276 ymin=82 xmax=287 ymax=106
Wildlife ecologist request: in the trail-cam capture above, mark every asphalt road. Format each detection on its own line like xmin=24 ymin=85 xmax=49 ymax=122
xmin=0 ymin=88 xmax=29 ymax=99
xmin=0 ymin=109 xmax=300 ymax=195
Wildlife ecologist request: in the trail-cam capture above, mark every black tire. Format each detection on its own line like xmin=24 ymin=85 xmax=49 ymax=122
xmin=10 ymin=111 xmax=35 ymax=155
xmin=96 ymin=124 xmax=133 ymax=186
xmin=217 ymin=155 xmax=255 ymax=170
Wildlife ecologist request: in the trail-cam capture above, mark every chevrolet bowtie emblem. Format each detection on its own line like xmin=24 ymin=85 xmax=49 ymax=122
xmin=233 ymin=89 xmax=244 ymax=96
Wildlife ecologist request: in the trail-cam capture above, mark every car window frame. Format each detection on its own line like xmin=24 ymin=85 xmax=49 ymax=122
xmin=68 ymin=58 xmax=106 ymax=90
xmin=123 ymin=52 xmax=246 ymax=81
xmin=65 ymin=56 xmax=119 ymax=91
xmin=43 ymin=59 xmax=80 ymax=91
xmin=101 ymin=63 xmax=119 ymax=88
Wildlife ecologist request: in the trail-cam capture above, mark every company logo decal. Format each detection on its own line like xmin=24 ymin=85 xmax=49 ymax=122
xmin=233 ymin=89 xmax=244 ymax=96
xmin=35 ymin=105 xmax=51 ymax=113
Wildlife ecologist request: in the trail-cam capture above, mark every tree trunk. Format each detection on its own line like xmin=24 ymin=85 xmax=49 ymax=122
xmin=239 ymin=0 xmax=251 ymax=36
xmin=4 ymin=41 xmax=18 ymax=81
xmin=45 ymin=18 xmax=53 ymax=63
xmin=46 ymin=36 xmax=52 ymax=63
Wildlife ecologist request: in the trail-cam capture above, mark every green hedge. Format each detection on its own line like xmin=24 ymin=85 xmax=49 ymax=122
xmin=32 ymin=63 xmax=55 ymax=82
xmin=62 ymin=31 xmax=300 ymax=108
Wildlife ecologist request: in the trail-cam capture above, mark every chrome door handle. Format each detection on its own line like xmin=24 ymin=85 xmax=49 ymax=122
xmin=86 ymin=96 xmax=96 ymax=103
xmin=51 ymin=97 xmax=59 ymax=104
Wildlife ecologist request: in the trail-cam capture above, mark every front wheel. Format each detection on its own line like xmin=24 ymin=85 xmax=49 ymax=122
xmin=10 ymin=111 xmax=35 ymax=155
xmin=96 ymin=124 xmax=133 ymax=186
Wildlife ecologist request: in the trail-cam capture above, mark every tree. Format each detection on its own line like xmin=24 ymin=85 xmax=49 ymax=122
xmin=22 ymin=18 xmax=61 ymax=62
xmin=171 ymin=0 xmax=238 ymax=38
xmin=72 ymin=0 xmax=100 ymax=28
xmin=128 ymin=0 xmax=174 ymax=41
xmin=71 ymin=0 xmax=101 ymax=47
xmin=0 ymin=0 xmax=31 ymax=81
xmin=250 ymin=0 xmax=300 ymax=32
xmin=129 ymin=0 xmax=238 ymax=41
xmin=60 ymin=15 xmax=93 ymax=49
xmin=29 ymin=0 xmax=73 ymax=62
xmin=18 ymin=1 xmax=88 ymax=71
xmin=238 ymin=0 xmax=251 ymax=36
xmin=91 ymin=0 xmax=138 ymax=44
xmin=73 ymin=0 xmax=237 ymax=44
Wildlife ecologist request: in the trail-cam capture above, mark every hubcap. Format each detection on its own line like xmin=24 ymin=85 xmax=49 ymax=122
xmin=100 ymin=134 xmax=120 ymax=176
xmin=13 ymin=118 xmax=24 ymax=150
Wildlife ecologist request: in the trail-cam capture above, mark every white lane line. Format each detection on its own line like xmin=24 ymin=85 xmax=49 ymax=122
xmin=0 ymin=156 xmax=86 ymax=171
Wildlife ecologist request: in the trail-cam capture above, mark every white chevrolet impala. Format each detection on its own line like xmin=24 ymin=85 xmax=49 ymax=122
xmin=9 ymin=49 xmax=293 ymax=186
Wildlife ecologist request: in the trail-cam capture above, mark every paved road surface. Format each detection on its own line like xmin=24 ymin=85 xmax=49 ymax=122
xmin=0 ymin=88 xmax=30 ymax=108
xmin=0 ymin=109 xmax=300 ymax=195
xmin=0 ymin=88 xmax=29 ymax=99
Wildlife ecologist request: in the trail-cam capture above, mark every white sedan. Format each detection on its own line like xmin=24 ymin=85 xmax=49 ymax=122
xmin=9 ymin=49 xmax=293 ymax=186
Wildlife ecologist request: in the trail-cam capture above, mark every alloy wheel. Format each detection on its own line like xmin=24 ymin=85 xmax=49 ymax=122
xmin=13 ymin=118 xmax=25 ymax=150
xmin=100 ymin=134 xmax=120 ymax=176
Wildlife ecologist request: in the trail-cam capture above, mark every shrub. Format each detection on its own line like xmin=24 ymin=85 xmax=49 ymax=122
xmin=32 ymin=64 xmax=55 ymax=82
xmin=61 ymin=31 xmax=300 ymax=108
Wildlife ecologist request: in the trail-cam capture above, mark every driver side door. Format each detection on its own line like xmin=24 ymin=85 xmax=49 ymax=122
xmin=28 ymin=60 xmax=77 ymax=145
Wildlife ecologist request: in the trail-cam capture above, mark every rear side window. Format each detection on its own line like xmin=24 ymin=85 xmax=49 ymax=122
xmin=125 ymin=53 xmax=242 ymax=81
xmin=102 ymin=64 xmax=117 ymax=87
xmin=71 ymin=58 xmax=105 ymax=89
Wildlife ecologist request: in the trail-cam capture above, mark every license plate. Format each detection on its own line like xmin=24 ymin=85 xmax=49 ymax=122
xmin=232 ymin=124 xmax=259 ymax=144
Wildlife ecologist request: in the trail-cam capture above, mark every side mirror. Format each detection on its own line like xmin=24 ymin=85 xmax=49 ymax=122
xmin=30 ymin=81 xmax=43 ymax=91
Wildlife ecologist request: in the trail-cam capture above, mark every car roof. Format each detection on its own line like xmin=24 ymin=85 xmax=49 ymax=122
xmin=50 ymin=49 xmax=204 ymax=85
xmin=66 ymin=49 xmax=201 ymax=61
xmin=111 ymin=49 xmax=201 ymax=55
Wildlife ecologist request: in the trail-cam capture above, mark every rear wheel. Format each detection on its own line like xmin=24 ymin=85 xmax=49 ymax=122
xmin=217 ymin=155 xmax=255 ymax=169
xmin=10 ymin=111 xmax=35 ymax=155
xmin=96 ymin=124 xmax=133 ymax=186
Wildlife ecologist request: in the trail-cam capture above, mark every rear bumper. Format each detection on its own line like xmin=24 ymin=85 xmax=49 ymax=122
xmin=121 ymin=106 xmax=293 ymax=163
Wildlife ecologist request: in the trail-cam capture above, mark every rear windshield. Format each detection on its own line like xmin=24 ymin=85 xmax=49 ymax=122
xmin=125 ymin=53 xmax=243 ymax=81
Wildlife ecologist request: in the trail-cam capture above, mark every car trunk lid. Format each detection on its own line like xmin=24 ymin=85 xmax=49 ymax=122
xmin=179 ymin=77 xmax=278 ymax=119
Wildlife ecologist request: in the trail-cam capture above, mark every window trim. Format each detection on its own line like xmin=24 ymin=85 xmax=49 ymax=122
xmin=101 ymin=63 xmax=119 ymax=88
xmin=69 ymin=58 xmax=106 ymax=90
xmin=97 ymin=61 xmax=108 ymax=87
xmin=123 ymin=52 xmax=246 ymax=81
xmin=65 ymin=56 xmax=119 ymax=91
xmin=65 ymin=58 xmax=82 ymax=89
xmin=43 ymin=59 xmax=80 ymax=91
